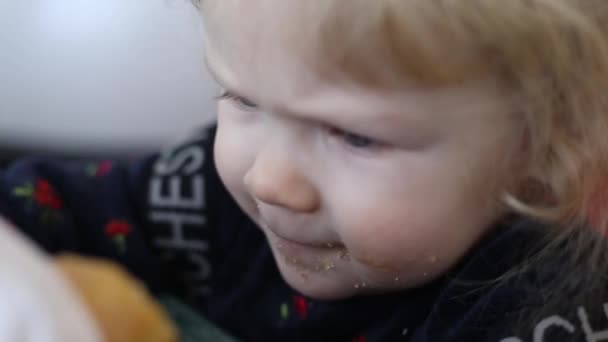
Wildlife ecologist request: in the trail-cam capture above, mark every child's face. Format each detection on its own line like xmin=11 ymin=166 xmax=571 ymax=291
xmin=204 ymin=5 xmax=522 ymax=299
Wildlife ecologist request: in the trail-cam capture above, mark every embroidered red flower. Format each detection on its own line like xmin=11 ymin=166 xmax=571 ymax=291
xmin=293 ymin=295 xmax=308 ymax=319
xmin=95 ymin=161 xmax=113 ymax=177
xmin=34 ymin=180 xmax=62 ymax=210
xmin=105 ymin=220 xmax=132 ymax=236
xmin=104 ymin=219 xmax=132 ymax=253
xmin=13 ymin=179 xmax=64 ymax=225
xmin=352 ymin=335 xmax=367 ymax=342
xmin=85 ymin=161 xmax=113 ymax=178
xmin=14 ymin=179 xmax=62 ymax=210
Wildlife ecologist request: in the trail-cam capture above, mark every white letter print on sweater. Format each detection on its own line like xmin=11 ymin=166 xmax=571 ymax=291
xmin=500 ymin=302 xmax=608 ymax=342
xmin=148 ymin=131 xmax=213 ymax=299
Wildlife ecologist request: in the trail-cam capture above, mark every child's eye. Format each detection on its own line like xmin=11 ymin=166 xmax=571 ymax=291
xmin=215 ymin=90 xmax=259 ymax=111
xmin=343 ymin=132 xmax=375 ymax=148
xmin=329 ymin=127 xmax=380 ymax=149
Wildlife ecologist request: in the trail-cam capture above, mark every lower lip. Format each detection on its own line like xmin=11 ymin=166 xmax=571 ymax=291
xmin=267 ymin=228 xmax=335 ymax=251
xmin=266 ymin=230 xmax=343 ymax=270
xmin=270 ymin=229 xmax=317 ymax=250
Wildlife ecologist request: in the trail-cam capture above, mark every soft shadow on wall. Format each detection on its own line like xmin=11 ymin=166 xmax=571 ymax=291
xmin=0 ymin=0 xmax=218 ymax=164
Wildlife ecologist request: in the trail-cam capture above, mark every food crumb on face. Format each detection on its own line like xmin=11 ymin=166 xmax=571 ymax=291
xmin=338 ymin=250 xmax=350 ymax=260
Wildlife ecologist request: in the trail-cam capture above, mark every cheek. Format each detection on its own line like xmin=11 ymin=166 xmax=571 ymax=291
xmin=340 ymin=209 xmax=433 ymax=271
xmin=334 ymin=191 xmax=494 ymax=285
xmin=214 ymin=115 xmax=256 ymax=205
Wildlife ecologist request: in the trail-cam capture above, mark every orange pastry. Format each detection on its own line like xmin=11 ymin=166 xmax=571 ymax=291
xmin=55 ymin=254 xmax=178 ymax=342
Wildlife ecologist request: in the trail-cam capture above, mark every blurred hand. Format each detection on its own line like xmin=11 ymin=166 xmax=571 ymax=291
xmin=0 ymin=217 xmax=102 ymax=342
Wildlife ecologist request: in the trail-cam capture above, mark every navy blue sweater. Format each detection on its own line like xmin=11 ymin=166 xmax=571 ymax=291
xmin=0 ymin=125 xmax=606 ymax=342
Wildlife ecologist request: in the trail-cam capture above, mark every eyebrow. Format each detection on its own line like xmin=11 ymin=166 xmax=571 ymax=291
xmin=204 ymin=54 xmax=261 ymax=105
xmin=202 ymin=54 xmax=412 ymax=137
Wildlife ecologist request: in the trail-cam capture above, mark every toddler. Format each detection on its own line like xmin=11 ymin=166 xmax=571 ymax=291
xmin=3 ymin=0 xmax=608 ymax=340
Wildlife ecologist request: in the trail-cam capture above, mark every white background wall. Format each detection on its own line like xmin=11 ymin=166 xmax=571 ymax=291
xmin=0 ymin=0 xmax=217 ymax=154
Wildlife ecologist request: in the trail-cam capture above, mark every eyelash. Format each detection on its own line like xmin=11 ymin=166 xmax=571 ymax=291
xmin=328 ymin=127 xmax=382 ymax=150
xmin=214 ymin=90 xmax=382 ymax=151
xmin=215 ymin=90 xmax=258 ymax=111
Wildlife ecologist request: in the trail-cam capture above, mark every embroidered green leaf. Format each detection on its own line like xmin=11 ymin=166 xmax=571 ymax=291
xmin=85 ymin=164 xmax=98 ymax=177
xmin=280 ymin=303 xmax=289 ymax=320
xmin=114 ymin=235 xmax=127 ymax=254
xmin=13 ymin=186 xmax=33 ymax=197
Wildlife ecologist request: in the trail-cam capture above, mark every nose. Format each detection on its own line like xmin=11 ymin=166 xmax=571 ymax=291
xmin=244 ymin=146 xmax=320 ymax=213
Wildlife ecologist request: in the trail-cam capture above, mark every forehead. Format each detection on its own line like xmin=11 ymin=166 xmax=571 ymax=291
xmin=202 ymin=0 xmax=513 ymax=128
xmin=202 ymin=2 xmax=332 ymax=108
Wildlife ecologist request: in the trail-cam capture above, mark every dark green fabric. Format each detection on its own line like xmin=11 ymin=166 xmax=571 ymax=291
xmin=160 ymin=296 xmax=240 ymax=342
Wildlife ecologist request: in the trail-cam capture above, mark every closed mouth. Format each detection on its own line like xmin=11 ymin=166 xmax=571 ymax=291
xmin=266 ymin=226 xmax=343 ymax=250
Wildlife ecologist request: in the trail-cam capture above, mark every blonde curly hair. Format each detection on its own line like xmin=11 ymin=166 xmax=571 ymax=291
xmin=200 ymin=0 xmax=608 ymax=231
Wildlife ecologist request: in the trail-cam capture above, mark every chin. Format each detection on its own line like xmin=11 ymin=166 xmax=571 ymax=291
xmin=284 ymin=274 xmax=354 ymax=300
xmin=275 ymin=258 xmax=356 ymax=300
